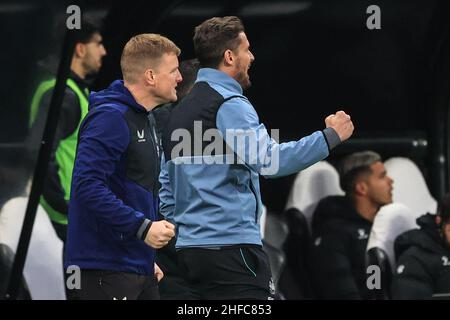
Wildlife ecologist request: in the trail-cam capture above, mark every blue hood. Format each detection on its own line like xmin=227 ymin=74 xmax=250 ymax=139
xmin=89 ymin=80 xmax=147 ymax=113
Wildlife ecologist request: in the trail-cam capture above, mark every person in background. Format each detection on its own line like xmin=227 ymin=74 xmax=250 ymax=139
xmin=310 ymin=150 xmax=393 ymax=299
xmin=26 ymin=19 xmax=107 ymax=241
xmin=391 ymin=193 xmax=450 ymax=299
xmin=154 ymin=58 xmax=200 ymax=300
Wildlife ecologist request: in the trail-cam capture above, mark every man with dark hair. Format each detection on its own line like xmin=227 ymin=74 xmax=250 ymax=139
xmin=391 ymin=193 xmax=450 ymax=299
xmin=310 ymin=150 xmax=394 ymax=299
xmin=26 ymin=18 xmax=107 ymax=241
xmin=174 ymin=59 xmax=200 ymax=100
xmin=65 ymin=34 xmax=180 ymax=300
xmin=159 ymin=16 xmax=354 ymax=299
xmin=153 ymin=58 xmax=200 ymax=300
xmin=153 ymin=59 xmax=200 ymax=139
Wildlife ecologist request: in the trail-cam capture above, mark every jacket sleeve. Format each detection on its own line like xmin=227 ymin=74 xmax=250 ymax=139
xmin=310 ymin=228 xmax=362 ymax=299
xmin=42 ymin=89 xmax=81 ymax=216
xmin=71 ymin=108 xmax=146 ymax=237
xmin=159 ymin=153 xmax=175 ymax=223
xmin=216 ymin=97 xmax=331 ymax=178
xmin=390 ymin=252 xmax=434 ymax=299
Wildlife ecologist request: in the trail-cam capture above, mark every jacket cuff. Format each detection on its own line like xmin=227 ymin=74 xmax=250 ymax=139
xmin=136 ymin=218 xmax=153 ymax=240
xmin=322 ymin=127 xmax=341 ymax=151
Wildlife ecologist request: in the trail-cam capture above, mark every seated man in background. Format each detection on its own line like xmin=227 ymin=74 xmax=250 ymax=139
xmin=391 ymin=193 xmax=450 ymax=299
xmin=310 ymin=150 xmax=394 ymax=299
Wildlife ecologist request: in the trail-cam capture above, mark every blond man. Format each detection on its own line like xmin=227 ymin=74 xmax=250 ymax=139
xmin=65 ymin=34 xmax=182 ymax=300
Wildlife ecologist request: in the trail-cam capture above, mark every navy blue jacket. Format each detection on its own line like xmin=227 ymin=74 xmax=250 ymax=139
xmin=65 ymin=80 xmax=159 ymax=275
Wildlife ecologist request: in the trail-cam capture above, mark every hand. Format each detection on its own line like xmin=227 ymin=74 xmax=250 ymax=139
xmin=144 ymin=220 xmax=175 ymax=249
xmin=154 ymin=263 xmax=164 ymax=282
xmin=325 ymin=110 xmax=354 ymax=142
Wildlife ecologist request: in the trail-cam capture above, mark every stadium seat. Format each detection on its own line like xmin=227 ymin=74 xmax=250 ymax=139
xmin=262 ymin=207 xmax=316 ymax=299
xmin=0 ymin=243 xmax=31 ymax=299
xmin=261 ymin=210 xmax=288 ymax=299
xmin=0 ymin=197 xmax=66 ymax=300
xmin=279 ymin=207 xmax=316 ymax=299
xmin=366 ymin=203 xmax=417 ymax=299
xmin=384 ymin=157 xmax=437 ymax=218
xmin=285 ymin=161 xmax=344 ymax=231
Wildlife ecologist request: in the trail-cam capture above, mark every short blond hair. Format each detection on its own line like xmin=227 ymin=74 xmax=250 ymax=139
xmin=120 ymin=33 xmax=181 ymax=84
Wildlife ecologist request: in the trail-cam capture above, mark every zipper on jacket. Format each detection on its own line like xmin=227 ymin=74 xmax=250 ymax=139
xmin=248 ymin=171 xmax=259 ymax=223
xmin=147 ymin=111 xmax=161 ymax=214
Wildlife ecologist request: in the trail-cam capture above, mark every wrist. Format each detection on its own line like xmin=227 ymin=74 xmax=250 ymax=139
xmin=322 ymin=127 xmax=341 ymax=151
xmin=137 ymin=219 xmax=153 ymax=240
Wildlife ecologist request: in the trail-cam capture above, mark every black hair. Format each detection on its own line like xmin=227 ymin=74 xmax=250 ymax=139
xmin=194 ymin=16 xmax=245 ymax=68
xmin=338 ymin=150 xmax=382 ymax=195
xmin=51 ymin=16 xmax=101 ymax=50
xmin=438 ymin=193 xmax=450 ymax=225
xmin=72 ymin=18 xmax=101 ymax=44
xmin=176 ymin=59 xmax=200 ymax=100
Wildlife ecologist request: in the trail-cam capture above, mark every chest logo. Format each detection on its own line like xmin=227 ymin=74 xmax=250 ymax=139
xmin=137 ymin=129 xmax=146 ymax=142
xmin=397 ymin=264 xmax=405 ymax=274
xmin=314 ymin=237 xmax=322 ymax=246
xmin=357 ymin=228 xmax=369 ymax=240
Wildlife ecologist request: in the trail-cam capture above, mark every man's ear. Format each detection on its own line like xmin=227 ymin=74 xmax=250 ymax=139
xmin=223 ymin=49 xmax=234 ymax=66
xmin=436 ymin=215 xmax=442 ymax=227
xmin=144 ymin=69 xmax=156 ymax=86
xmin=74 ymin=43 xmax=86 ymax=58
xmin=354 ymin=181 xmax=368 ymax=196
xmin=444 ymin=222 xmax=450 ymax=236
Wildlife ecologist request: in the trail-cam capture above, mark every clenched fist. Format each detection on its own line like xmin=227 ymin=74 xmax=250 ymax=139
xmin=144 ymin=220 xmax=175 ymax=249
xmin=325 ymin=110 xmax=354 ymax=142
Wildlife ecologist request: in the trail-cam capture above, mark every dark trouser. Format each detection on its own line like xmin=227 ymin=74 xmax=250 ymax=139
xmin=66 ymin=270 xmax=159 ymax=300
xmin=157 ymin=237 xmax=198 ymax=300
xmin=178 ymin=245 xmax=275 ymax=300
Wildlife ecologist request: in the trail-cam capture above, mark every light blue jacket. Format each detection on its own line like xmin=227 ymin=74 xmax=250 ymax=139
xmin=159 ymin=68 xmax=337 ymax=248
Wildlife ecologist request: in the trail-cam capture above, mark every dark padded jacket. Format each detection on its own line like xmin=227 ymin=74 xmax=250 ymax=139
xmin=391 ymin=213 xmax=450 ymax=299
xmin=310 ymin=195 xmax=373 ymax=299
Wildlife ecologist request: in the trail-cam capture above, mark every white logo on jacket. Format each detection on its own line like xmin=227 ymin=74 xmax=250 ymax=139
xmin=397 ymin=264 xmax=405 ymax=274
xmin=314 ymin=237 xmax=322 ymax=246
xmin=137 ymin=129 xmax=146 ymax=142
xmin=357 ymin=228 xmax=369 ymax=240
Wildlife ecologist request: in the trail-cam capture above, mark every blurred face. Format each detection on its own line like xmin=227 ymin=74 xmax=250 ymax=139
xmin=364 ymin=162 xmax=394 ymax=206
xmin=435 ymin=216 xmax=450 ymax=248
xmin=233 ymin=32 xmax=255 ymax=89
xmin=152 ymin=52 xmax=182 ymax=104
xmin=443 ymin=223 xmax=450 ymax=247
xmin=81 ymin=32 xmax=107 ymax=76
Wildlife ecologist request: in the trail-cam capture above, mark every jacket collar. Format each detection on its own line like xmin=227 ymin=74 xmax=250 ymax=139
xmin=196 ymin=68 xmax=243 ymax=95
